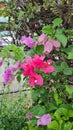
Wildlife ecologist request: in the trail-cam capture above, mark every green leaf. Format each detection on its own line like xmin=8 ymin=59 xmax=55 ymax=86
xmin=55 ymin=33 xmax=67 ymax=47
xmin=64 ymin=45 xmax=73 ymax=54
xmin=55 ymin=107 xmax=68 ymax=119
xmin=28 ymin=125 xmax=36 ymax=130
xmin=35 ymin=45 xmax=44 ymax=55
xmin=48 ymin=120 xmax=59 ymax=130
xmin=27 ymin=48 xmax=35 ymax=56
xmin=60 ymin=62 xmax=68 ymax=70
xmin=66 ymin=85 xmax=73 ymax=94
xmin=54 ymin=92 xmax=62 ymax=105
xmin=68 ymin=110 xmax=73 ymax=117
xmin=31 ymin=91 xmax=39 ymax=101
xmin=52 ymin=18 xmax=63 ymax=27
xmin=63 ymin=68 xmax=73 ymax=75
xmin=48 ymin=102 xmax=57 ymax=111
xmin=16 ymin=74 xmax=21 ymax=83
xmin=31 ymin=105 xmax=46 ymax=116
xmin=42 ymin=25 xmax=54 ymax=35
xmin=64 ymin=122 xmax=72 ymax=130
xmin=68 ymin=52 xmax=73 ymax=59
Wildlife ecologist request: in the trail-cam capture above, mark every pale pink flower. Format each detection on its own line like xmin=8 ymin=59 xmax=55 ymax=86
xmin=44 ymin=40 xmax=53 ymax=54
xmin=52 ymin=40 xmax=61 ymax=51
xmin=44 ymin=39 xmax=60 ymax=54
xmin=24 ymin=56 xmax=32 ymax=64
xmin=38 ymin=33 xmax=47 ymax=45
xmin=37 ymin=114 xmax=51 ymax=126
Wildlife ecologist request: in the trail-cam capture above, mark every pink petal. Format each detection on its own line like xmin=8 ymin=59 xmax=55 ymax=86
xmin=38 ymin=33 xmax=47 ymax=45
xmin=32 ymin=55 xmax=44 ymax=69
xmin=44 ymin=40 xmax=53 ymax=54
xmin=24 ymin=56 xmax=32 ymax=64
xmin=37 ymin=114 xmax=51 ymax=126
xmin=21 ymin=36 xmax=35 ymax=48
xmin=52 ymin=40 xmax=60 ymax=48
xmin=43 ymin=66 xmax=55 ymax=73
xmin=29 ymin=73 xmax=43 ymax=87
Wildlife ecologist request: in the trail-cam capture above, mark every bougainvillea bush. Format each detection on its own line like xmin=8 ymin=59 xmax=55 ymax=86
xmin=0 ymin=17 xmax=73 ymax=130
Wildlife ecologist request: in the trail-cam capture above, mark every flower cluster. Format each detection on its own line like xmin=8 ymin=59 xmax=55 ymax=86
xmin=21 ymin=55 xmax=54 ymax=87
xmin=20 ymin=33 xmax=61 ymax=54
xmin=38 ymin=33 xmax=61 ymax=54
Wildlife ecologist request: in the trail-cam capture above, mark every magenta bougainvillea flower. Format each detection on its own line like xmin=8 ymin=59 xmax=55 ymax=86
xmin=37 ymin=114 xmax=51 ymax=126
xmin=3 ymin=68 xmax=14 ymax=84
xmin=21 ymin=55 xmax=54 ymax=87
xmin=44 ymin=39 xmax=61 ymax=54
xmin=38 ymin=33 xmax=47 ymax=45
xmin=21 ymin=35 xmax=35 ymax=48
xmin=0 ymin=40 xmax=2 ymax=45
xmin=29 ymin=73 xmax=43 ymax=87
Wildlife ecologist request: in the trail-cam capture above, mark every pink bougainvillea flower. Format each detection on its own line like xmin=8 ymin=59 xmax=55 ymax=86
xmin=0 ymin=4 xmax=3 ymax=8
xmin=29 ymin=73 xmax=43 ymax=87
xmin=26 ymin=113 xmax=33 ymax=119
xmin=21 ymin=35 xmax=35 ymax=48
xmin=44 ymin=39 xmax=61 ymax=54
xmin=21 ymin=63 xmax=35 ymax=76
xmin=42 ymin=61 xmax=55 ymax=73
xmin=37 ymin=114 xmax=51 ymax=126
xmin=0 ymin=40 xmax=2 ymax=45
xmin=38 ymin=33 xmax=47 ymax=45
xmin=21 ymin=55 xmax=54 ymax=87
xmin=44 ymin=40 xmax=53 ymax=54
xmin=32 ymin=55 xmax=45 ymax=69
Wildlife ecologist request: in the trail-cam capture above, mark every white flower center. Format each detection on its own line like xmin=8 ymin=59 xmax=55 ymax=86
xmin=34 ymin=80 xmax=37 ymax=83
